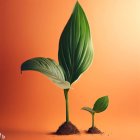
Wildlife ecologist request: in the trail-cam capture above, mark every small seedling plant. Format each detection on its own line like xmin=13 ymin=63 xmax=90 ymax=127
xmin=21 ymin=1 xmax=94 ymax=135
xmin=82 ymin=96 xmax=109 ymax=134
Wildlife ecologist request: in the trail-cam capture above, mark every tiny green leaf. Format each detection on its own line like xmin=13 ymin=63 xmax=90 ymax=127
xmin=21 ymin=57 xmax=70 ymax=89
xmin=93 ymin=96 xmax=109 ymax=113
xmin=82 ymin=107 xmax=94 ymax=114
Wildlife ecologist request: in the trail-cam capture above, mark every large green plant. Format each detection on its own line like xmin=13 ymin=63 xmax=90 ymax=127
xmin=21 ymin=1 xmax=93 ymax=123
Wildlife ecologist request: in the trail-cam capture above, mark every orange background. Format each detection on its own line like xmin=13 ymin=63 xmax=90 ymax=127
xmin=0 ymin=0 xmax=140 ymax=140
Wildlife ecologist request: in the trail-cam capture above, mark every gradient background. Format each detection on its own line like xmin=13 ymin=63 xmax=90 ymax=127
xmin=0 ymin=0 xmax=140 ymax=140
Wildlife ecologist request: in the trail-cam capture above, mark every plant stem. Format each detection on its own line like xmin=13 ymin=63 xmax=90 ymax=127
xmin=64 ymin=89 xmax=69 ymax=123
xmin=92 ymin=113 xmax=95 ymax=128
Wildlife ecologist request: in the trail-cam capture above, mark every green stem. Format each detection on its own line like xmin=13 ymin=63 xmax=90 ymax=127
xmin=92 ymin=113 xmax=95 ymax=128
xmin=64 ymin=89 xmax=69 ymax=123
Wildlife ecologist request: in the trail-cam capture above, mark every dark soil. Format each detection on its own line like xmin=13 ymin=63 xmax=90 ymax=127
xmin=56 ymin=122 xmax=80 ymax=135
xmin=87 ymin=127 xmax=103 ymax=134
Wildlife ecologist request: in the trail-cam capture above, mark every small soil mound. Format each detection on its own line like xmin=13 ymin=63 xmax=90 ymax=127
xmin=56 ymin=122 xmax=80 ymax=135
xmin=87 ymin=127 xmax=103 ymax=134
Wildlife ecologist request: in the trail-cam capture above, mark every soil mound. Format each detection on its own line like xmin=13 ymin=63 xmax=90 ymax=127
xmin=56 ymin=122 xmax=80 ymax=135
xmin=87 ymin=127 xmax=103 ymax=134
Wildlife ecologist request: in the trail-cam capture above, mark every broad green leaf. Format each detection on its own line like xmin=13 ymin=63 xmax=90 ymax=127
xmin=21 ymin=57 xmax=70 ymax=89
xmin=82 ymin=107 xmax=94 ymax=114
xmin=58 ymin=1 xmax=94 ymax=84
xmin=93 ymin=96 xmax=109 ymax=113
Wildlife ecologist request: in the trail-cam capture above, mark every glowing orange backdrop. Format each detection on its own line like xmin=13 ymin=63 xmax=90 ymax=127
xmin=0 ymin=0 xmax=140 ymax=140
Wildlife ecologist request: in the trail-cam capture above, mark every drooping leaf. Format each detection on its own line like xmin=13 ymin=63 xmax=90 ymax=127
xmin=21 ymin=57 xmax=70 ymax=89
xmin=58 ymin=1 xmax=94 ymax=84
xmin=82 ymin=107 xmax=94 ymax=114
xmin=93 ymin=96 xmax=109 ymax=113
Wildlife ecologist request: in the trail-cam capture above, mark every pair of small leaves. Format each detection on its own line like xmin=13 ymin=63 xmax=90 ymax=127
xmin=21 ymin=2 xmax=93 ymax=89
xmin=82 ymin=96 xmax=109 ymax=114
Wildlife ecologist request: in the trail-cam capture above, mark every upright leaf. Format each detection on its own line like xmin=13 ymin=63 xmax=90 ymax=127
xmin=93 ymin=96 xmax=109 ymax=113
xmin=21 ymin=57 xmax=70 ymax=89
xmin=58 ymin=1 xmax=93 ymax=84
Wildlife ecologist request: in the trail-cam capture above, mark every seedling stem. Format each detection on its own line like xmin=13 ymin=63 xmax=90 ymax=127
xmin=64 ymin=89 xmax=69 ymax=123
xmin=92 ymin=113 xmax=95 ymax=128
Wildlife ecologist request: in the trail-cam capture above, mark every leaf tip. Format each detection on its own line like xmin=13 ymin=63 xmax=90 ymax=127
xmin=20 ymin=63 xmax=25 ymax=74
xmin=104 ymin=95 xmax=109 ymax=102
xmin=104 ymin=95 xmax=109 ymax=99
xmin=76 ymin=0 xmax=79 ymax=4
xmin=81 ymin=107 xmax=85 ymax=110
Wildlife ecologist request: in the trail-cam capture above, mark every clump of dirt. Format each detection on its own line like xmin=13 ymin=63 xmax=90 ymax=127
xmin=56 ymin=122 xmax=80 ymax=135
xmin=87 ymin=127 xmax=103 ymax=134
